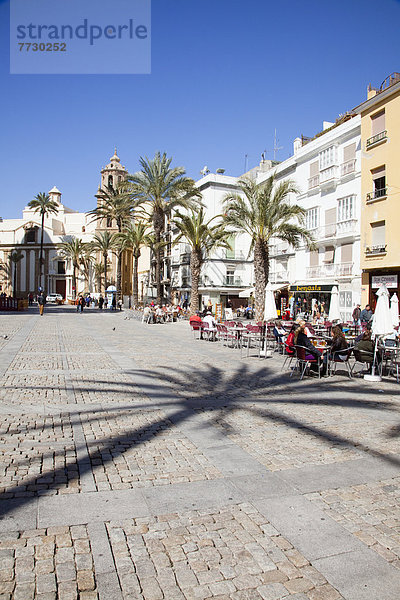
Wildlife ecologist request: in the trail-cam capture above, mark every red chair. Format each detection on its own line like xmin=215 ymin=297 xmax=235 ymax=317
xmin=290 ymin=345 xmax=321 ymax=379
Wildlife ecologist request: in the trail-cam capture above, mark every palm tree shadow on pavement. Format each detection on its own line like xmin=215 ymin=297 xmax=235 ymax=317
xmin=1 ymin=361 xmax=400 ymax=518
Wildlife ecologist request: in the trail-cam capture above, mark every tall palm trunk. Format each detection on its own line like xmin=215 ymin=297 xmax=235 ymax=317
xmin=133 ymin=252 xmax=139 ymax=306
xmin=254 ymin=238 xmax=269 ymax=322
xmin=103 ymin=252 xmax=108 ymax=293
xmin=189 ymin=251 xmax=201 ymax=317
xmin=72 ymin=264 xmax=77 ymax=299
xmin=39 ymin=211 xmax=45 ymax=290
xmin=117 ymin=251 xmax=122 ymax=301
xmin=13 ymin=264 xmax=17 ymax=298
xmin=153 ymin=208 xmax=164 ymax=305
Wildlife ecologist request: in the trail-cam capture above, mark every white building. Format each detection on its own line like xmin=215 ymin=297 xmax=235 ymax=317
xmin=258 ymin=113 xmax=362 ymax=321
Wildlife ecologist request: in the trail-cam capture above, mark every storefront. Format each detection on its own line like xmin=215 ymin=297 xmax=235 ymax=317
xmin=289 ymin=284 xmax=334 ymax=318
xmin=366 ymin=271 xmax=400 ymax=310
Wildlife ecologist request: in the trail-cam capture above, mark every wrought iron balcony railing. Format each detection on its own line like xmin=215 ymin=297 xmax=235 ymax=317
xmin=365 ymin=245 xmax=387 ymax=256
xmin=366 ymin=188 xmax=387 ymax=202
xmin=366 ymin=130 xmax=387 ymax=148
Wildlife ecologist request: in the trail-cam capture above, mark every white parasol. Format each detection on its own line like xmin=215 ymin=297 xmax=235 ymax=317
xmin=367 ymin=283 xmax=394 ymax=381
xmin=328 ymin=286 xmax=341 ymax=322
xmin=260 ymin=282 xmax=277 ymax=357
xmin=390 ymin=293 xmax=399 ymax=328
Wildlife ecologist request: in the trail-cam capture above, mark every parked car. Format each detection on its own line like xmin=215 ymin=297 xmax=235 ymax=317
xmin=46 ymin=293 xmax=64 ymax=304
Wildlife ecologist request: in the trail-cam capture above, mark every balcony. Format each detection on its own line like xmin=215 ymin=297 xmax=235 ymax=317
xmin=341 ymin=159 xmax=356 ymax=177
xmin=366 ymin=130 xmax=387 ymax=149
xmin=336 ymin=219 xmax=358 ymax=237
xmin=269 ymin=270 xmax=290 ymax=283
xmin=308 ymin=175 xmax=320 ymax=190
xmin=306 ymin=262 xmax=354 ymax=279
xmin=366 ymin=188 xmax=387 ymax=203
xmin=320 ymin=166 xmax=338 ymax=184
xmin=223 ymin=277 xmax=243 ymax=287
xmin=365 ymin=245 xmax=387 ymax=256
xmin=269 ymin=242 xmax=291 ymax=256
xmin=180 ymin=252 xmax=191 ymax=264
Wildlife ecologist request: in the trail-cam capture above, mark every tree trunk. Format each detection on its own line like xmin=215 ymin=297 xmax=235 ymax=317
xmin=13 ymin=263 xmax=17 ymax=298
xmin=39 ymin=211 xmax=45 ymax=290
xmin=189 ymin=251 xmax=201 ymax=317
xmin=253 ymin=238 xmax=269 ymax=322
xmin=133 ymin=252 xmax=139 ymax=307
xmin=153 ymin=209 xmax=164 ymax=305
xmin=72 ymin=265 xmax=77 ymax=299
xmin=117 ymin=251 xmax=122 ymax=301
xmin=103 ymin=252 xmax=108 ymax=293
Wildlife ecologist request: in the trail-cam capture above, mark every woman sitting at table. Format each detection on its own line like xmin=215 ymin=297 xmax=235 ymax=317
xmin=355 ymin=330 xmax=381 ymax=373
xmin=329 ymin=325 xmax=349 ymax=360
xmin=294 ymin=321 xmax=327 ymax=375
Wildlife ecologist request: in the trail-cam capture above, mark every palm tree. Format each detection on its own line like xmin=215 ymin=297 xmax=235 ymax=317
xmin=93 ymin=262 xmax=105 ymax=293
xmin=9 ymin=249 xmax=24 ymax=297
xmin=223 ymin=176 xmax=314 ymax=321
xmin=117 ymin=221 xmax=151 ymax=306
xmin=127 ymin=152 xmax=201 ymax=304
xmin=88 ymin=184 xmax=135 ymax=300
xmin=57 ymin=237 xmax=86 ymax=299
xmin=27 ymin=193 xmax=59 ymax=290
xmin=172 ymin=208 xmax=232 ymax=316
xmin=89 ymin=231 xmax=118 ymax=293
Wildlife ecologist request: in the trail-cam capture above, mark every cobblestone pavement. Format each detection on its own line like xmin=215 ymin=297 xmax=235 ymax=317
xmin=0 ymin=306 xmax=399 ymax=599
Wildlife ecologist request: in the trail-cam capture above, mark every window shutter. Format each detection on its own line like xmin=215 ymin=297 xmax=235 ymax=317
xmin=309 ymin=161 xmax=319 ymax=177
xmin=323 ymin=247 xmax=335 ymax=263
xmin=343 ymin=143 xmax=356 ymax=162
xmin=309 ymin=250 xmax=319 ymax=267
xmin=371 ymin=222 xmax=385 ymax=246
xmin=371 ymin=111 xmax=385 ymax=136
xmin=325 ymin=208 xmax=336 ymax=237
xmin=372 ymin=165 xmax=386 ymax=179
xmin=341 ymin=243 xmax=352 ymax=262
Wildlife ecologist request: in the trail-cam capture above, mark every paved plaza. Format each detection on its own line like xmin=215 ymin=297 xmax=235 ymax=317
xmin=0 ymin=307 xmax=399 ymax=600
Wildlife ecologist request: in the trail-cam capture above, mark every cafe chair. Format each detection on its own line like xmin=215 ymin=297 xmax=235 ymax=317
xmin=328 ymin=347 xmax=354 ymax=378
xmin=351 ymin=348 xmax=375 ymax=377
xmin=291 ymin=345 xmax=322 ymax=380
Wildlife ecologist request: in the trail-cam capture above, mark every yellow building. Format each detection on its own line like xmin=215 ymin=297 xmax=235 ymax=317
xmin=354 ymin=72 xmax=400 ymax=308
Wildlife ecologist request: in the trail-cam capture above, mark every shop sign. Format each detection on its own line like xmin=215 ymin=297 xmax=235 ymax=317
xmin=371 ymin=275 xmax=398 ymax=289
xmin=289 ymin=285 xmax=333 ymax=293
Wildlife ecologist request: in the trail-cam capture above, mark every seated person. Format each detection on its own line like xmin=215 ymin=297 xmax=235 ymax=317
xmin=273 ymin=319 xmax=287 ymax=344
xmin=284 ymin=323 xmax=297 ymax=355
xmin=329 ymin=325 xmax=349 ymax=360
xmin=294 ymin=320 xmax=327 ymax=375
xmin=355 ymin=330 xmax=380 ymax=372
xmin=203 ymin=311 xmax=217 ymax=340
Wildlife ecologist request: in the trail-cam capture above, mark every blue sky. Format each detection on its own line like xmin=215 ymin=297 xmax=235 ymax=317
xmin=1 ymin=0 xmax=399 ymax=218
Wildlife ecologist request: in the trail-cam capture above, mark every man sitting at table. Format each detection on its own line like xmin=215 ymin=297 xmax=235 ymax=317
xmin=294 ymin=320 xmax=327 ymax=376
xmin=203 ymin=311 xmax=218 ymax=341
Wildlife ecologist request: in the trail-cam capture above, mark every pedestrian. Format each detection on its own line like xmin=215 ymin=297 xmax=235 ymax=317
xmin=76 ymin=297 xmax=81 ymax=312
xmin=117 ymin=298 xmax=122 ymax=311
xmin=112 ymin=295 xmax=117 ymax=311
xmin=360 ymin=304 xmax=373 ymax=327
xmin=98 ymin=295 xmax=104 ymax=310
xmin=352 ymin=304 xmax=361 ymax=329
xmin=79 ymin=296 xmax=85 ymax=313
xmin=37 ymin=292 xmax=45 ymax=316
xmin=28 ymin=292 xmax=33 ymax=306
xmin=104 ymin=297 xmax=108 ymax=310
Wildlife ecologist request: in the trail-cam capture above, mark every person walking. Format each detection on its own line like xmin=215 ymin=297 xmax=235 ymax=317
xmin=98 ymin=295 xmax=104 ymax=310
xmin=37 ymin=292 xmax=45 ymax=316
xmin=112 ymin=295 xmax=117 ymax=311
xmin=352 ymin=304 xmax=361 ymax=330
xmin=79 ymin=296 xmax=85 ymax=313
xmin=360 ymin=304 xmax=373 ymax=327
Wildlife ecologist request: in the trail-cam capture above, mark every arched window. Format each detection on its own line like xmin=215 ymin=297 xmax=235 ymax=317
xmin=108 ymin=175 xmax=113 ymax=187
xmin=25 ymin=228 xmax=36 ymax=243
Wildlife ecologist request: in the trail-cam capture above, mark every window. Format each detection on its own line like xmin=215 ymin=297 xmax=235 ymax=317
xmin=323 ymin=246 xmax=335 ymax=263
xmin=371 ymin=221 xmax=385 ymax=248
xmin=319 ymin=146 xmax=336 ymax=170
xmin=309 ymin=250 xmax=319 ymax=267
xmin=25 ymin=228 xmax=36 ymax=243
xmin=337 ymin=196 xmax=355 ymax=222
xmin=306 ymin=207 xmax=319 ymax=230
xmin=57 ymin=261 xmax=66 ymax=275
xmin=226 ymin=267 xmax=235 ymax=285
xmin=372 ymin=165 xmax=386 ymax=198
xmin=371 ymin=110 xmax=385 ymax=136
xmin=225 ymin=235 xmax=235 ymax=259
xmin=108 ymin=175 xmax=113 ymax=187
xmin=325 ymin=208 xmax=336 ymax=237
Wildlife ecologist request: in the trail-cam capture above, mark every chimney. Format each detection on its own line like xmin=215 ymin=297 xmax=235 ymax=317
xmin=293 ymin=137 xmax=302 ymax=153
